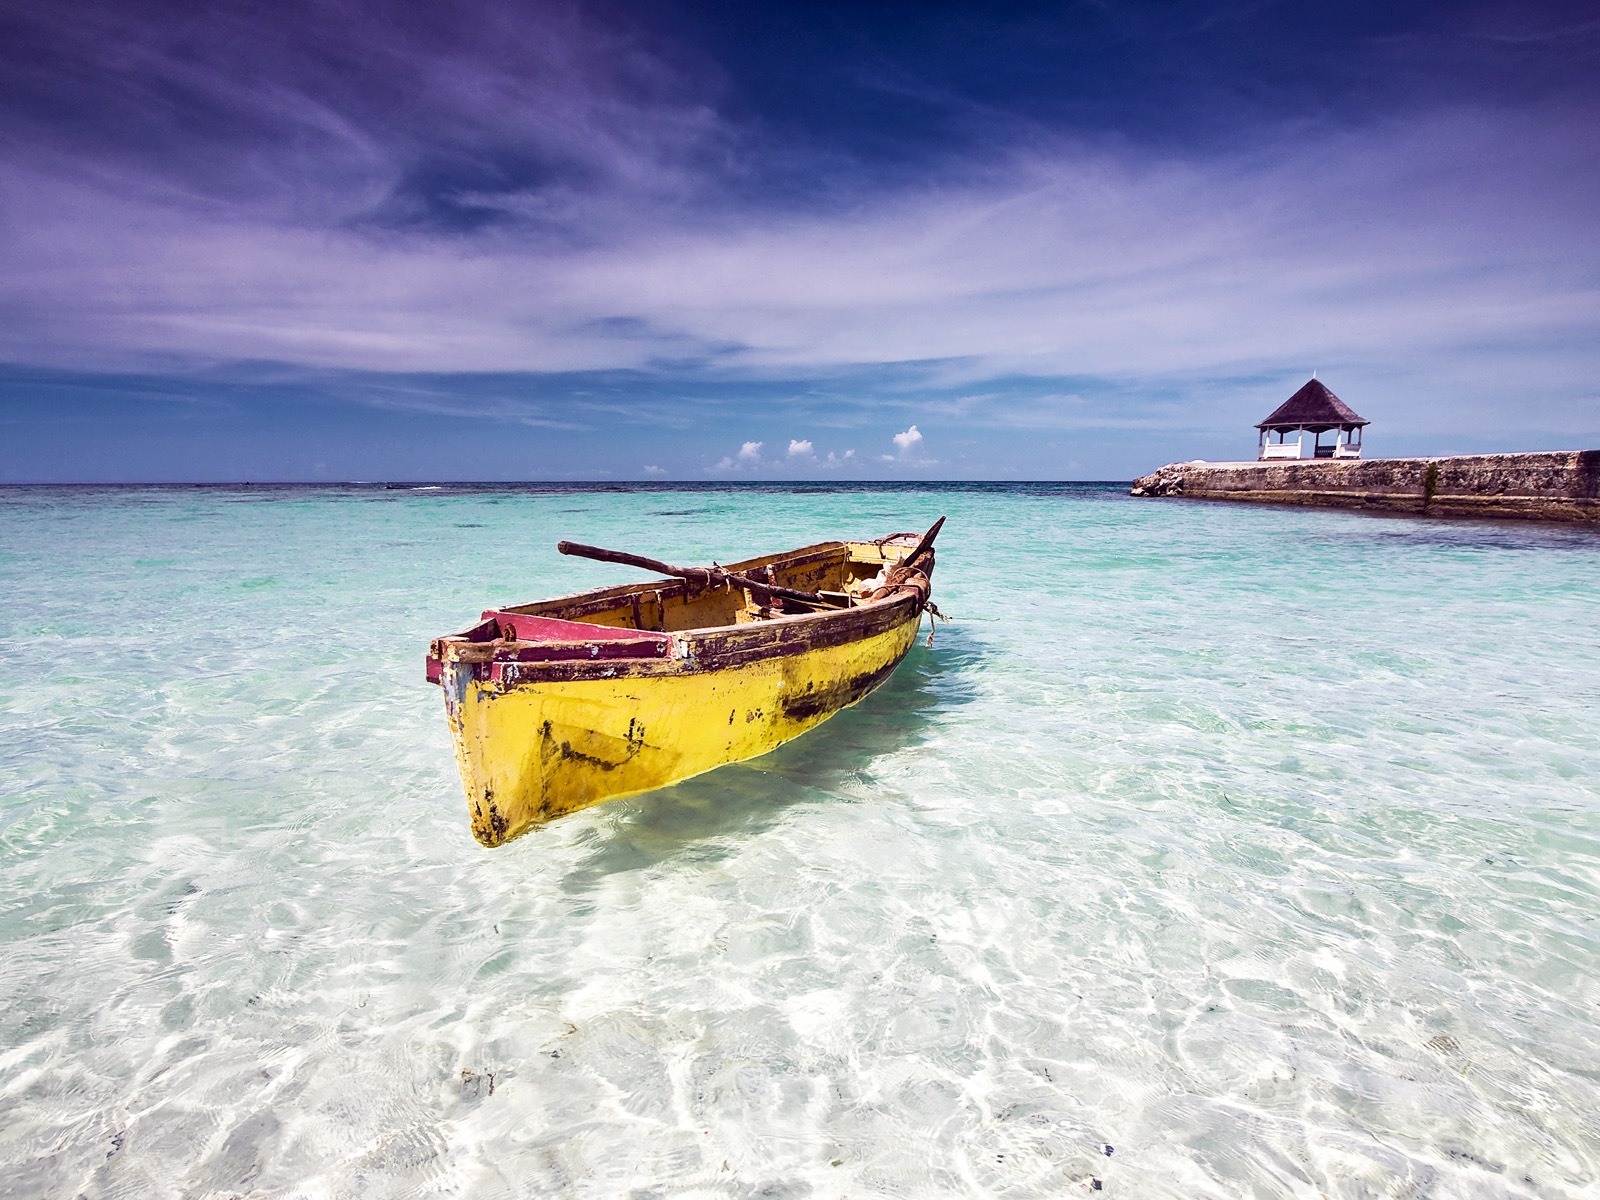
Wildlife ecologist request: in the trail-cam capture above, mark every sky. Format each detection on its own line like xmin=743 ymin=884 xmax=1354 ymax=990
xmin=1 ymin=0 xmax=1598 ymax=481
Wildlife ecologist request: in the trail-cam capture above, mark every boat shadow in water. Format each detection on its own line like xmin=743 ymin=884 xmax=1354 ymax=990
xmin=556 ymin=625 xmax=986 ymax=886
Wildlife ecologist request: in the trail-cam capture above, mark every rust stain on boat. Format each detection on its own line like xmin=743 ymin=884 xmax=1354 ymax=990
xmin=779 ymin=659 xmax=900 ymax=721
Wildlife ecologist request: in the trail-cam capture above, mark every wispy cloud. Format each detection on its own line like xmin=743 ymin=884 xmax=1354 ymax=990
xmin=2 ymin=0 xmax=1597 ymax=481
xmin=5 ymin=103 xmax=1596 ymax=400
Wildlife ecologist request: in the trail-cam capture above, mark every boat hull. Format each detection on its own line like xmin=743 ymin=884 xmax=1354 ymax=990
xmin=429 ymin=531 xmax=939 ymax=846
xmin=440 ymin=599 xmax=922 ymax=845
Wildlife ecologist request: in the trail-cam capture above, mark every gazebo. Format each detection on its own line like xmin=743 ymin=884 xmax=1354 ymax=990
xmin=1257 ymin=379 xmax=1368 ymax=460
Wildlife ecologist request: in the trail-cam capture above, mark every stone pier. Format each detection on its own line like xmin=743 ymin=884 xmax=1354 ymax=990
xmin=1130 ymin=451 xmax=1600 ymax=524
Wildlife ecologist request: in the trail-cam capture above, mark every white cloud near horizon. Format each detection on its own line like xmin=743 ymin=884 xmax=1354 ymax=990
xmin=882 ymin=422 xmax=937 ymax=467
xmin=707 ymin=436 xmax=873 ymax=474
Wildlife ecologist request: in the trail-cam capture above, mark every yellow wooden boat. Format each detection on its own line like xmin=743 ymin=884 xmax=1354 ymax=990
xmin=426 ymin=519 xmax=944 ymax=846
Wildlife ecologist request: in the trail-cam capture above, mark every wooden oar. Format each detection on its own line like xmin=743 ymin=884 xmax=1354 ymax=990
xmin=556 ymin=541 xmax=843 ymax=608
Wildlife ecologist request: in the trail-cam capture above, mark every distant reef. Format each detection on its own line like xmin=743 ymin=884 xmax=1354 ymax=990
xmin=1131 ymin=451 xmax=1600 ymax=524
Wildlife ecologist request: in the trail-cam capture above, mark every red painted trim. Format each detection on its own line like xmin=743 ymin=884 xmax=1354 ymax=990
xmin=482 ymin=611 xmax=671 ymax=644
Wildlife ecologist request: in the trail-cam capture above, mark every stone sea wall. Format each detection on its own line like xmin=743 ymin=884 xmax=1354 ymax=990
xmin=1130 ymin=451 xmax=1600 ymax=524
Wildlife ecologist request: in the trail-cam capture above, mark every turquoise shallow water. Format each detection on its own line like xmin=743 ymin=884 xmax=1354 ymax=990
xmin=1 ymin=483 xmax=1598 ymax=1199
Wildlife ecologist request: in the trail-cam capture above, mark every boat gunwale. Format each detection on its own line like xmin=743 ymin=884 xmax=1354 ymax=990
xmin=429 ymin=535 xmax=931 ymax=686
xmin=487 ymin=591 xmax=923 ymax=685
xmin=438 ymin=537 xmax=921 ymax=643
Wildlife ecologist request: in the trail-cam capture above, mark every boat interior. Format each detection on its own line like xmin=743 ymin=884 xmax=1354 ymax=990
xmin=494 ymin=536 xmax=919 ymax=635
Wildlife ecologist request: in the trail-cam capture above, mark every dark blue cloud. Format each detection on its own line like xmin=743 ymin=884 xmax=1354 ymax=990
xmin=8 ymin=0 xmax=1595 ymax=220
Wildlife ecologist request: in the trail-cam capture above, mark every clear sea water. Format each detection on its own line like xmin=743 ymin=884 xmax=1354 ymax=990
xmin=1 ymin=483 xmax=1597 ymax=1199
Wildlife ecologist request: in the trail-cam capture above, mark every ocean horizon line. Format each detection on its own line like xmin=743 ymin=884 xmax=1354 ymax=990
xmin=0 ymin=478 xmax=1136 ymax=489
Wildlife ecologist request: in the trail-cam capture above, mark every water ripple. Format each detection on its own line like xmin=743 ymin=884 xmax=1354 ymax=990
xmin=0 ymin=485 xmax=1596 ymax=1197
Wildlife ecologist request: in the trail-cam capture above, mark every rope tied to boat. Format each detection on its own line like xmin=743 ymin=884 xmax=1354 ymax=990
xmin=924 ymin=600 xmax=951 ymax=646
xmin=868 ymin=559 xmax=931 ymax=602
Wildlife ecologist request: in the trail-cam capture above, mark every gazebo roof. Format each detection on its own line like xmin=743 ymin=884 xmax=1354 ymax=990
xmin=1256 ymin=379 xmax=1368 ymax=431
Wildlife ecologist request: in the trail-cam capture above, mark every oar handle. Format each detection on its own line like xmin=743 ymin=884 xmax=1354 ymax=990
xmin=557 ymin=541 xmax=710 ymax=584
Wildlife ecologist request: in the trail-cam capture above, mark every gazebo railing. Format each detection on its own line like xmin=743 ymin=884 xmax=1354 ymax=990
xmin=1260 ymin=437 xmax=1303 ymax=460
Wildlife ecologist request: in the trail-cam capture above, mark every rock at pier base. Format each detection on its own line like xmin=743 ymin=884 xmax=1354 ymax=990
xmin=1130 ymin=451 xmax=1600 ymax=524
